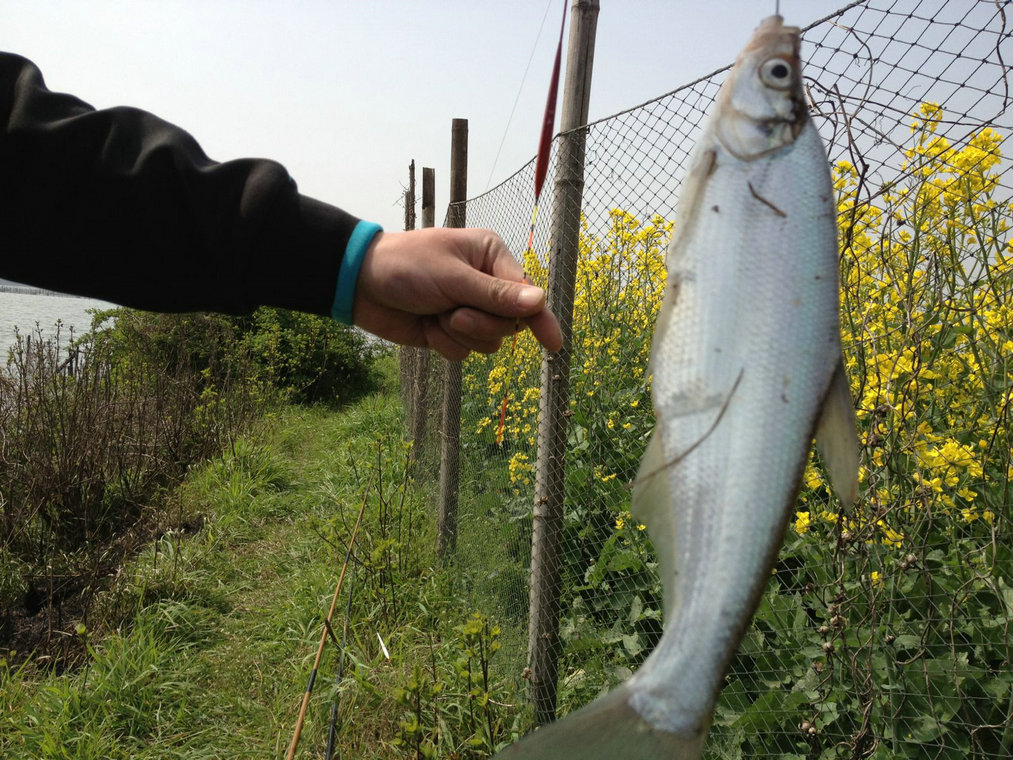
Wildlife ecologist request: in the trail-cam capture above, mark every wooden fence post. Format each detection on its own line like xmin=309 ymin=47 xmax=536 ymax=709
xmin=421 ymin=166 xmax=436 ymax=230
xmin=400 ymin=161 xmax=417 ymax=418
xmin=409 ymin=167 xmax=436 ymax=460
xmin=528 ymin=0 xmax=599 ymax=728
xmin=437 ymin=119 xmax=468 ymax=557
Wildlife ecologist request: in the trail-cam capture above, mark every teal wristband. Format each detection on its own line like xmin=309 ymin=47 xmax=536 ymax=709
xmin=331 ymin=220 xmax=382 ymax=325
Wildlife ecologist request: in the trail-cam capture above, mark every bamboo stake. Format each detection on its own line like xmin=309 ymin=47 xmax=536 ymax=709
xmin=529 ymin=0 xmax=599 ymax=728
xmin=437 ymin=118 xmax=469 ymax=558
xmin=285 ymin=475 xmax=373 ymax=760
xmin=407 ymin=167 xmax=436 ymax=464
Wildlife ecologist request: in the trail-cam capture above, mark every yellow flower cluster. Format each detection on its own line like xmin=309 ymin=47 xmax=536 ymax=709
xmin=507 ymin=451 xmax=533 ymax=486
xmin=794 ymin=507 xmax=905 ymax=549
xmin=614 ymin=510 xmax=646 ymax=532
xmin=465 ymin=210 xmax=671 ymax=456
xmin=793 ymin=104 xmax=1010 ymax=548
xmin=465 ymin=103 xmax=1008 ymax=555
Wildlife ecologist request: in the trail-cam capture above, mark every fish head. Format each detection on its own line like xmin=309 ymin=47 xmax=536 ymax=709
xmin=714 ymin=15 xmax=806 ymax=160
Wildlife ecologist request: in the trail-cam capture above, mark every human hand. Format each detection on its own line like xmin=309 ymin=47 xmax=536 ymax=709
xmin=352 ymin=227 xmax=564 ymax=361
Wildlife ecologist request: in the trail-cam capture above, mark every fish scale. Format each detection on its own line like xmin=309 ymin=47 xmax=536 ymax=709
xmin=496 ymin=14 xmax=858 ymax=760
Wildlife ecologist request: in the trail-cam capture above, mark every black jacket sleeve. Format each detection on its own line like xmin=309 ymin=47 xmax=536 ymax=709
xmin=0 ymin=51 xmax=362 ymax=316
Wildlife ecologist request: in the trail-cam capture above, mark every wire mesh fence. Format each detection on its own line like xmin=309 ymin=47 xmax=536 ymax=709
xmin=407 ymin=0 xmax=1013 ymax=756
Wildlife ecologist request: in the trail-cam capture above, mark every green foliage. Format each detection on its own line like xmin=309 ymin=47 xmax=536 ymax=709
xmin=0 ymin=312 xmax=261 ymax=666
xmin=236 ymin=307 xmax=379 ymax=405
xmin=702 ymin=526 xmax=1013 ymax=759
xmin=0 ymin=401 xmax=416 ymax=759
xmin=393 ymin=612 xmax=510 ymax=758
xmin=0 ymin=602 xmax=208 ymax=760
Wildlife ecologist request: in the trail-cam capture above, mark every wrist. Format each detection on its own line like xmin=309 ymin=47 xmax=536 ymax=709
xmin=331 ymin=220 xmax=383 ymax=324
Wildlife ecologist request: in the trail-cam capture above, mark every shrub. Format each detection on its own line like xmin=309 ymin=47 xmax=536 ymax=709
xmin=236 ymin=307 xmax=379 ymax=405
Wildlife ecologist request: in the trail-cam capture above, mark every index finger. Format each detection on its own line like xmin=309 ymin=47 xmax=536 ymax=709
xmin=470 ymin=229 xmax=561 ymax=351
xmin=524 ymin=308 xmax=563 ymax=353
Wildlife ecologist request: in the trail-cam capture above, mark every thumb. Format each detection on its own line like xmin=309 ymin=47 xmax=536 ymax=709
xmin=454 ymin=269 xmax=548 ymax=318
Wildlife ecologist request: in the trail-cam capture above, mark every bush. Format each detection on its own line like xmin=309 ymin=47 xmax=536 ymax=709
xmin=236 ymin=307 xmax=379 ymax=405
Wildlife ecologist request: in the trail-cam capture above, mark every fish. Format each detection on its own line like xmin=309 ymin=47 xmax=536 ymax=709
xmin=495 ymin=15 xmax=859 ymax=760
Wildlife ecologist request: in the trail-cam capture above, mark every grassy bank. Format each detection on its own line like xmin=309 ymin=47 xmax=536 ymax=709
xmin=0 ymin=359 xmax=526 ymax=759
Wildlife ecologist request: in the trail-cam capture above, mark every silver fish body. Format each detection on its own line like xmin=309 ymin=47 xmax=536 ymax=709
xmin=497 ymin=15 xmax=857 ymax=760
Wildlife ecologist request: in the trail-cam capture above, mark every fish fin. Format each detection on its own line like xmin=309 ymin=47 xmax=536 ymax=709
xmin=493 ymin=683 xmax=705 ymax=760
xmin=815 ymin=359 xmax=860 ymax=508
xmin=631 ymin=431 xmax=679 ymax=625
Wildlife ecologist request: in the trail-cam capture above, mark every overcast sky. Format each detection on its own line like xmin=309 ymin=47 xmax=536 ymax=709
xmin=3 ymin=1 xmax=848 ymax=233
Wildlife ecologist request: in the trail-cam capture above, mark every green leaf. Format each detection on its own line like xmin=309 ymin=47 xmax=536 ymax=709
xmin=713 ymin=679 xmax=749 ymax=727
xmin=629 ymin=594 xmax=644 ymax=624
xmin=622 ymin=633 xmax=643 ymax=657
xmin=733 ymin=689 xmax=808 ymax=734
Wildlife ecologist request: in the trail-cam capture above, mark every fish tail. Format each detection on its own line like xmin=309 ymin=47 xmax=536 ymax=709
xmin=493 ymin=683 xmax=705 ymax=760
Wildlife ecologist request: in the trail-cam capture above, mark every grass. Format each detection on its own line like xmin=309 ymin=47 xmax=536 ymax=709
xmin=0 ymin=357 xmax=526 ymax=759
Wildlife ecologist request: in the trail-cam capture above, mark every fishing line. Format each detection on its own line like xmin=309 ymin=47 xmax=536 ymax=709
xmin=495 ymin=0 xmax=568 ymax=446
xmin=629 ymin=370 xmax=745 ymax=490
xmin=485 ymin=0 xmax=556 ymax=192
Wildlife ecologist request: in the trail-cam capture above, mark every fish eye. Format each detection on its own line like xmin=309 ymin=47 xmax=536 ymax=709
xmin=759 ymin=57 xmax=794 ymax=89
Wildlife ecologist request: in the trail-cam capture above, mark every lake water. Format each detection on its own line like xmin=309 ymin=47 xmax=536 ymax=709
xmin=0 ymin=291 xmax=115 ymax=361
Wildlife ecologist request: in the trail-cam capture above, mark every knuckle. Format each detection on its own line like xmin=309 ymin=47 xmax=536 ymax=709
xmin=488 ymin=277 xmax=515 ymax=308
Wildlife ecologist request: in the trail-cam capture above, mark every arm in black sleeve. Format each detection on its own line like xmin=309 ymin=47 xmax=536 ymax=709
xmin=0 ymin=51 xmax=363 ymax=316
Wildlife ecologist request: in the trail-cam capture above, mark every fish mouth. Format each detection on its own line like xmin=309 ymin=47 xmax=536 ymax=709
xmin=746 ymin=15 xmax=802 ymax=53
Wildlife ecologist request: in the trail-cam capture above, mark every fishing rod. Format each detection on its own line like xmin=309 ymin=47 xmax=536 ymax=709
xmin=285 ymin=474 xmax=372 ymax=760
xmin=323 ymin=563 xmax=356 ymax=760
xmin=495 ymin=0 xmax=568 ymax=446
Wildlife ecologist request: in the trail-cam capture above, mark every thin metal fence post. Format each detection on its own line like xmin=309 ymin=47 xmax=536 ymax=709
xmin=528 ymin=0 xmax=599 ymax=728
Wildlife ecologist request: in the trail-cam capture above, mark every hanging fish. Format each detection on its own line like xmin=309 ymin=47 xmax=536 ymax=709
xmin=497 ymin=14 xmax=858 ymax=759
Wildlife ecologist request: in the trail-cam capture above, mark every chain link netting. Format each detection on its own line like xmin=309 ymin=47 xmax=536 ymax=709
xmin=405 ymin=0 xmax=1013 ymax=755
